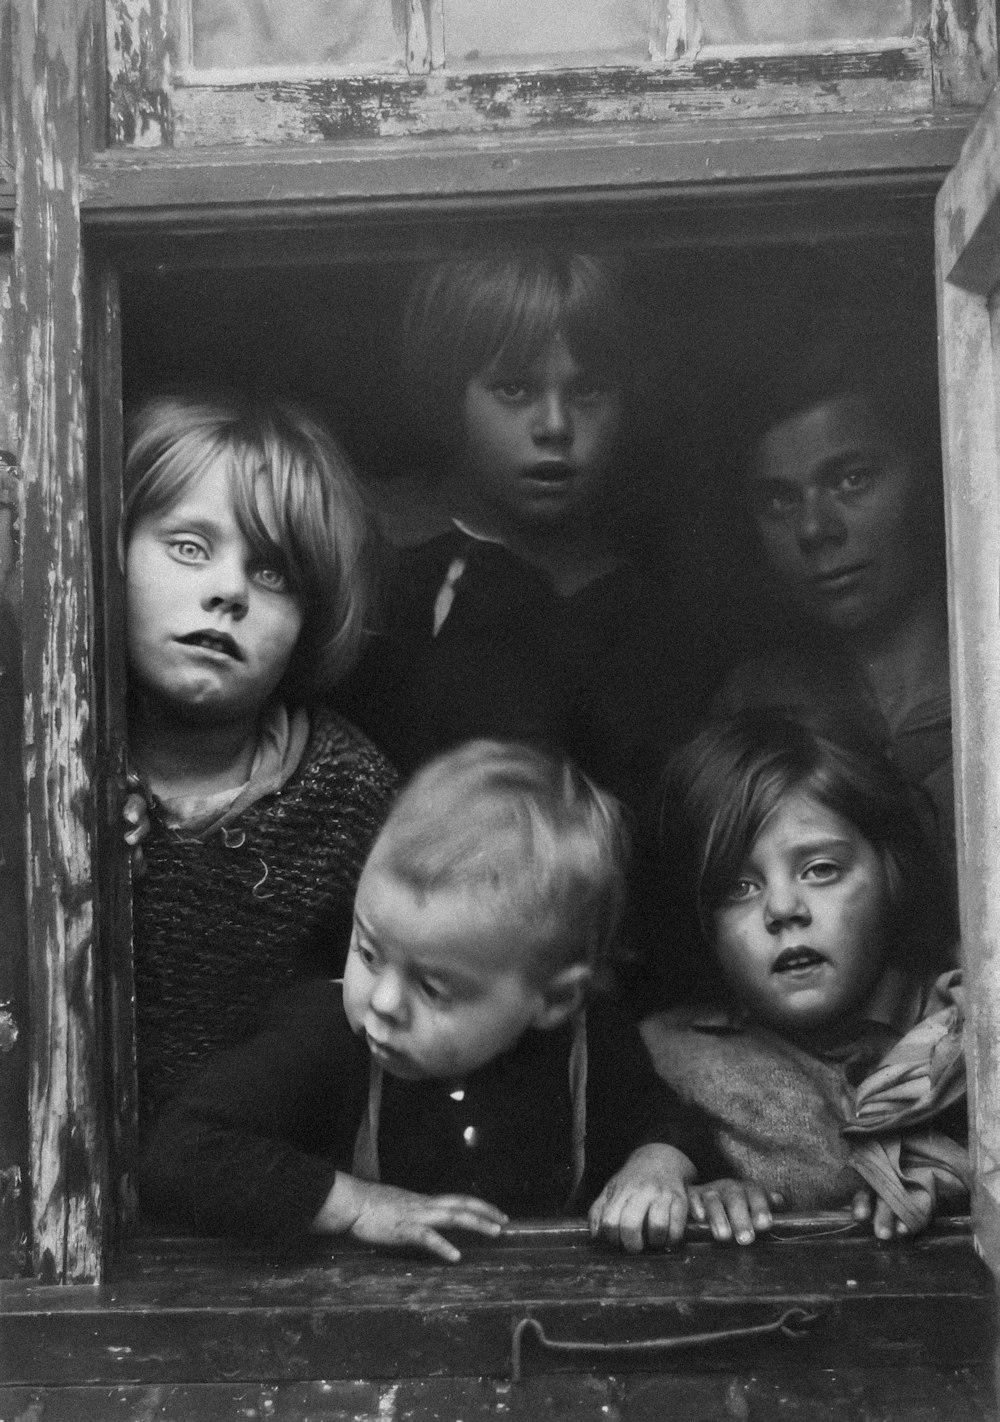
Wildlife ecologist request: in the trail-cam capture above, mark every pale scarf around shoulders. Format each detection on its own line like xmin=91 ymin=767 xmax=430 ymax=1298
xmin=154 ymin=703 xmax=311 ymax=840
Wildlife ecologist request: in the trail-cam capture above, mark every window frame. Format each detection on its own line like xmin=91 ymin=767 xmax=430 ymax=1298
xmin=5 ymin=0 xmax=1000 ymax=1298
xmin=104 ymin=0 xmax=998 ymax=148
xmin=167 ymin=0 xmax=933 ymax=78
xmin=935 ymin=79 xmax=1000 ymax=1280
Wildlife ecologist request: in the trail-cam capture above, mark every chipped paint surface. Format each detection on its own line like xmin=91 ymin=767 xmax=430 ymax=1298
xmin=0 ymin=1163 xmax=26 ymax=1277
xmin=931 ymin=0 xmax=998 ymax=106
xmin=107 ymin=0 xmax=174 ymax=146
xmin=169 ymin=46 xmax=934 ymax=145
xmin=0 ymin=267 xmax=18 ymax=459
xmin=377 ymin=1382 xmax=400 ymax=1418
xmin=0 ymin=268 xmax=20 ymax=616
xmin=935 ymin=93 xmax=1000 ymax=1271
xmin=98 ymin=0 xmax=975 ymax=150
xmin=0 ymin=236 xmax=28 ymax=1282
xmin=0 ymin=1007 xmax=19 ymax=1053
xmin=12 ymin=0 xmax=105 ymax=1281
xmin=937 ymin=82 xmax=1000 ymax=285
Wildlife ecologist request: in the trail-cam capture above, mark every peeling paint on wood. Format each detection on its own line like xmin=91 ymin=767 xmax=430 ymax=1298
xmin=0 ymin=1008 xmax=19 ymax=1054
xmin=168 ymin=46 xmax=935 ymax=145
xmin=931 ymin=0 xmax=998 ymax=108
xmin=935 ymin=85 xmax=1000 ymax=1276
xmin=651 ymin=0 xmax=686 ymax=63
xmin=406 ymin=0 xmax=430 ymax=75
xmin=99 ymin=0 xmax=1000 ymax=151
xmin=12 ymin=0 xmax=108 ymax=1282
xmin=0 ymin=246 xmax=28 ymax=1283
xmin=84 ymin=262 xmax=137 ymax=1255
xmin=0 ymin=271 xmax=20 ymax=611
xmin=425 ymin=0 xmax=444 ymax=71
xmin=0 ymin=1164 xmax=27 ymax=1280
xmin=0 ymin=1 xmax=13 ymax=177
xmin=100 ymin=0 xmax=997 ymax=151
xmin=0 ymin=453 xmax=19 ymax=603
xmin=107 ymin=0 xmax=174 ymax=146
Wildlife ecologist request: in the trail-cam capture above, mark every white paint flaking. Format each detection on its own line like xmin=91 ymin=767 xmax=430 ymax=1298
xmin=377 ymin=1383 xmax=400 ymax=1420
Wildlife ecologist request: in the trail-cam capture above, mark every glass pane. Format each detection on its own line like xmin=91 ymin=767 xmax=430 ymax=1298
xmin=696 ymin=0 xmax=914 ymax=45
xmin=444 ymin=0 xmax=650 ymax=68
xmin=191 ymin=0 xmax=403 ymax=69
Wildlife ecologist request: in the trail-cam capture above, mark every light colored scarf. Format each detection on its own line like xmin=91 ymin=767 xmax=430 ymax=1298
xmin=844 ymin=969 xmax=969 ymax=1232
xmin=156 ymin=703 xmax=311 ymax=840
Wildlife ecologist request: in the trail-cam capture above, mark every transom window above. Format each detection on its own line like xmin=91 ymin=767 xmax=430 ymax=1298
xmin=184 ymin=0 xmax=922 ymax=74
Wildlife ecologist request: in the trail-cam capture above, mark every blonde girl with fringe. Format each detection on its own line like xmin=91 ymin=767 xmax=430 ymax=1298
xmin=122 ymin=393 xmax=397 ymax=1132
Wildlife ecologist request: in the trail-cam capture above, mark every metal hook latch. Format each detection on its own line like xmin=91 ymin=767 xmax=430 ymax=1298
xmin=510 ymin=1306 xmax=822 ymax=1382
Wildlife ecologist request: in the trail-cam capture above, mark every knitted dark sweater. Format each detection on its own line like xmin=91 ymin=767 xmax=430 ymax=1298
xmin=133 ymin=707 xmax=397 ymax=1133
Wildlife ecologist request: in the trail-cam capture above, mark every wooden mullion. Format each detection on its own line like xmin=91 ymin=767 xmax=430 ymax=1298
xmin=930 ymin=0 xmax=997 ymax=108
xmin=106 ymin=0 xmax=173 ymax=147
xmin=406 ymin=0 xmax=430 ymax=74
xmin=0 ymin=244 xmax=28 ymax=1281
xmin=0 ymin=0 xmax=27 ymax=1294
xmin=80 ymin=0 xmax=110 ymax=162
xmin=12 ymin=0 xmax=107 ymax=1282
xmin=935 ymin=82 xmax=1000 ymax=1277
xmin=84 ymin=257 xmax=135 ymax=1266
xmin=427 ymin=0 xmax=444 ymax=70
xmin=650 ymin=0 xmax=686 ymax=63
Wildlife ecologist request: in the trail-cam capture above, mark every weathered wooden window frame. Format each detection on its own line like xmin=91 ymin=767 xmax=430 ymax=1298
xmin=168 ymin=0 xmax=931 ymax=77
xmin=935 ymin=79 xmax=1000 ymax=1281
xmin=5 ymin=0 xmax=1000 ymax=1304
xmin=105 ymin=0 xmax=996 ymax=147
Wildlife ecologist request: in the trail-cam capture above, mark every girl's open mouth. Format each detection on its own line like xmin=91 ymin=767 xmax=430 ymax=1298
xmin=176 ymin=630 xmax=243 ymax=660
xmin=772 ymin=947 xmax=826 ymax=974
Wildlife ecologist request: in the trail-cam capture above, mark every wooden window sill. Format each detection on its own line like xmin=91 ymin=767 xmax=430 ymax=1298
xmin=0 ymin=1214 xmax=992 ymax=1388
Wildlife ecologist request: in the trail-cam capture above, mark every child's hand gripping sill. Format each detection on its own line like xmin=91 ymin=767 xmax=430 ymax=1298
xmin=588 ymin=1143 xmax=697 ymax=1253
xmin=687 ymin=1179 xmax=783 ymax=1245
xmin=312 ymin=1173 xmax=507 ymax=1264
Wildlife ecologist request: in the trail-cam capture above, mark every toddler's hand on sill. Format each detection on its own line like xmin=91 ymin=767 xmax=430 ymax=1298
xmin=851 ymin=1187 xmax=931 ymax=1240
xmin=588 ymin=1142 xmax=695 ymax=1253
xmin=687 ymin=1178 xmax=782 ymax=1245
xmin=313 ymin=1173 xmax=507 ymax=1263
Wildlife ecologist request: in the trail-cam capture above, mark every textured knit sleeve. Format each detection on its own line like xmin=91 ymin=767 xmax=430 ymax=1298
xmin=581 ymin=995 xmax=718 ymax=1202
xmin=139 ymin=980 xmax=368 ymax=1240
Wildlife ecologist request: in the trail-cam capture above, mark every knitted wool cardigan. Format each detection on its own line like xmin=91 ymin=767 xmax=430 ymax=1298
xmin=133 ymin=706 xmax=397 ymax=1133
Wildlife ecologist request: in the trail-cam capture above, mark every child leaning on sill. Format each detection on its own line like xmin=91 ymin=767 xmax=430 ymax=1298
xmin=138 ymin=740 xmax=742 ymax=1259
xmin=642 ymin=709 xmax=968 ymax=1245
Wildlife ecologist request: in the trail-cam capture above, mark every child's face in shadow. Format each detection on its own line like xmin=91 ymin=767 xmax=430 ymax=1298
xmin=343 ymin=858 xmax=558 ymax=1082
xmin=457 ymin=333 xmax=623 ymax=540
xmin=711 ymin=790 xmax=889 ymax=1034
xmin=126 ymin=459 xmax=303 ymax=724
xmin=746 ymin=394 xmax=929 ymax=636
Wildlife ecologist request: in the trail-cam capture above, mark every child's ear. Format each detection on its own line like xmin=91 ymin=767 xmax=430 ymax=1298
xmin=532 ymin=964 xmax=591 ymax=1031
